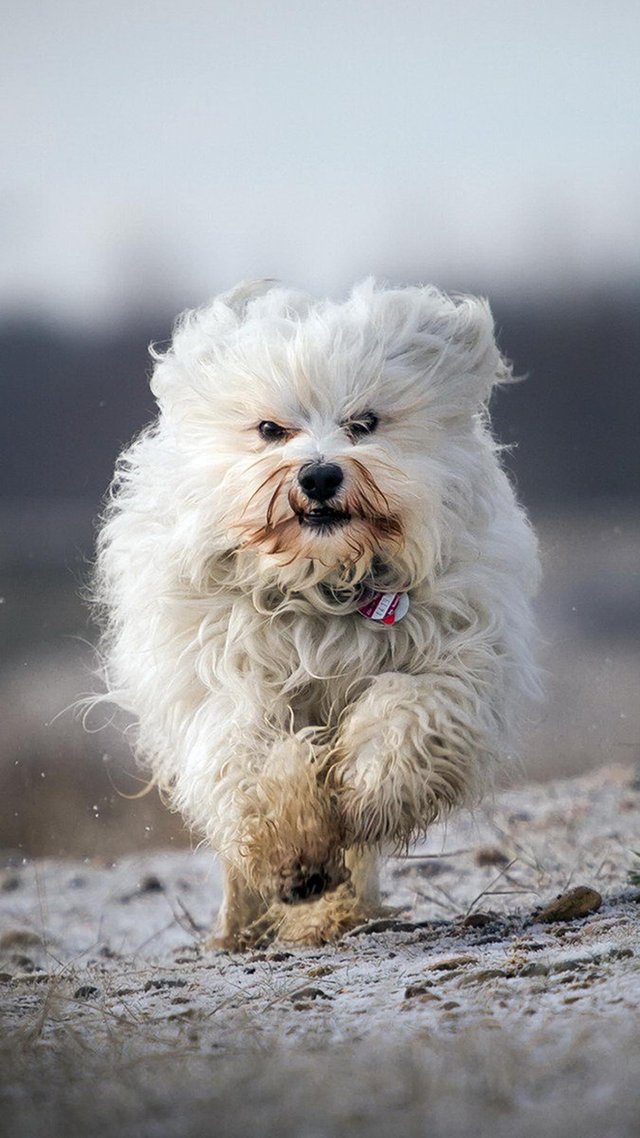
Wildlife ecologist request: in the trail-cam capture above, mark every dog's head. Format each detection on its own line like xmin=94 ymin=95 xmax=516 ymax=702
xmin=150 ymin=280 xmax=509 ymax=593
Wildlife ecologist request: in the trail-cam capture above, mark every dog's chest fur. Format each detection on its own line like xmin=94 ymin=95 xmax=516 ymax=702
xmin=202 ymin=588 xmax=441 ymax=729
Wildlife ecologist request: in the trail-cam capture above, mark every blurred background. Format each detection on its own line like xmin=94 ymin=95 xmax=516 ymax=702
xmin=1 ymin=0 xmax=639 ymax=860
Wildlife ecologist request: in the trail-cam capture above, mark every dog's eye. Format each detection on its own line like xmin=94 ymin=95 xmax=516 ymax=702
xmin=258 ymin=420 xmax=288 ymax=443
xmin=345 ymin=412 xmax=379 ymax=441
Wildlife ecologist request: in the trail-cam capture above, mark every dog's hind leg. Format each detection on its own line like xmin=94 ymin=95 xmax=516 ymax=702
xmin=210 ymin=863 xmax=268 ymax=950
xmin=344 ymin=846 xmax=380 ymax=909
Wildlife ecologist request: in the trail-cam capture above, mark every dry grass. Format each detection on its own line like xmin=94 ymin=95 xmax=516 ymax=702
xmin=1 ymin=764 xmax=639 ymax=1137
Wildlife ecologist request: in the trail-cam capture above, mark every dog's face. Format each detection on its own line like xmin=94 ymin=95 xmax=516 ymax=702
xmin=151 ymin=280 xmax=506 ymax=592
xmin=224 ymin=403 xmax=407 ymax=586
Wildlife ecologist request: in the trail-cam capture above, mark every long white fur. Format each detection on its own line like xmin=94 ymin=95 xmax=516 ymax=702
xmin=94 ymin=279 xmax=539 ymax=947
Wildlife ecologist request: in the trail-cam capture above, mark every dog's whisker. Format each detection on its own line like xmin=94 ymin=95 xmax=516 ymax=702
xmin=239 ymin=464 xmax=287 ymax=519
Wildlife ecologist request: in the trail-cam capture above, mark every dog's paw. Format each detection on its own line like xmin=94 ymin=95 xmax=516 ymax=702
xmin=330 ymin=724 xmax=462 ymax=847
xmin=329 ymin=739 xmax=402 ymax=846
xmin=274 ymin=884 xmax=385 ymax=946
xmin=277 ymin=858 xmax=332 ymax=903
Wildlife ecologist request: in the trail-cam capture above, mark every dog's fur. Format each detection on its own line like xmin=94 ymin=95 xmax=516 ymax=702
xmin=93 ymin=280 xmax=539 ymax=947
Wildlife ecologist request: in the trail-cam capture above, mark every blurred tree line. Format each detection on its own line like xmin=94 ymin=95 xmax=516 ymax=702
xmin=2 ymin=287 xmax=639 ymax=546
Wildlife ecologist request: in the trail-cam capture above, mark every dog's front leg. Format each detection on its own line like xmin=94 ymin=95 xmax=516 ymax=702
xmin=216 ymin=741 xmax=384 ymax=948
xmin=331 ymin=668 xmax=500 ymax=847
xmin=205 ymin=733 xmax=347 ymax=951
xmin=207 ymin=733 xmax=345 ymax=907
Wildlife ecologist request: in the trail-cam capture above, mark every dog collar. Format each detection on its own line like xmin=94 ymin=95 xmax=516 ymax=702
xmin=357 ymin=588 xmax=409 ymax=625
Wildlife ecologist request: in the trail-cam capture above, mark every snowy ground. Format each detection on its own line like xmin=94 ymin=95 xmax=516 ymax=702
xmin=1 ymin=763 xmax=639 ymax=1138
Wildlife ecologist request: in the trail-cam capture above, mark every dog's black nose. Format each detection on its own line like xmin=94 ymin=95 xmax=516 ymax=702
xmin=298 ymin=462 xmax=344 ymax=502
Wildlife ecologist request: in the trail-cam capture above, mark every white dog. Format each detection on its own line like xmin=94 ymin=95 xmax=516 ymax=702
xmin=94 ymin=280 xmax=539 ymax=947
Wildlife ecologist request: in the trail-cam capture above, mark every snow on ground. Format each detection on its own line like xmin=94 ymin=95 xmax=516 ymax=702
xmin=1 ymin=764 xmax=639 ymax=1137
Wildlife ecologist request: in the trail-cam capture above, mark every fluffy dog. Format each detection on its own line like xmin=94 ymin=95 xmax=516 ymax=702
xmin=94 ymin=280 xmax=539 ymax=948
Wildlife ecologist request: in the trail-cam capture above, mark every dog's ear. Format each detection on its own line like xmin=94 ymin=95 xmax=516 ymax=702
xmin=441 ymin=293 xmax=511 ymax=405
xmin=149 ymin=281 xmax=282 ymax=401
xmin=379 ymin=286 xmax=510 ymax=417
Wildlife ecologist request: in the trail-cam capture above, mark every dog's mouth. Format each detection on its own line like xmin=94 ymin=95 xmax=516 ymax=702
xmin=299 ymin=506 xmax=351 ymax=531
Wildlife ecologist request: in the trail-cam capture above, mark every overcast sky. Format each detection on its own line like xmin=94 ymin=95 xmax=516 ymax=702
xmin=2 ymin=0 xmax=639 ymax=324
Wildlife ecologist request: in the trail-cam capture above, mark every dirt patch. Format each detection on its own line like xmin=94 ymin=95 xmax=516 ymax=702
xmin=1 ymin=764 xmax=639 ymax=1137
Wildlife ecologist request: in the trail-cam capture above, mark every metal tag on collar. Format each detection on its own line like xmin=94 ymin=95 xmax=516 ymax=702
xmin=357 ymin=589 xmax=409 ymax=625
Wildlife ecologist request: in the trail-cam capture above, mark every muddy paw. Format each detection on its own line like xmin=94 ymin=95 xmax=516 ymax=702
xmin=275 ymin=884 xmax=382 ymax=946
xmin=278 ymin=860 xmax=333 ymax=904
xmin=278 ymin=850 xmax=351 ymax=904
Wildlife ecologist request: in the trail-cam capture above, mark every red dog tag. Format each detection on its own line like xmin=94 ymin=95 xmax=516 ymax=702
xmin=358 ymin=589 xmax=410 ymax=625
